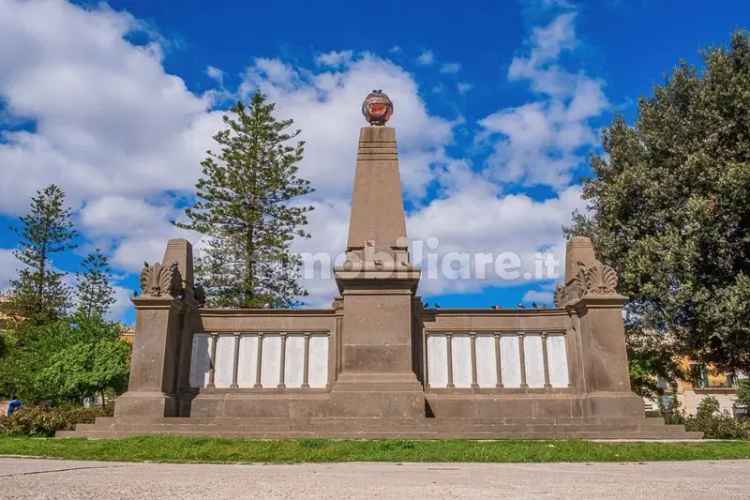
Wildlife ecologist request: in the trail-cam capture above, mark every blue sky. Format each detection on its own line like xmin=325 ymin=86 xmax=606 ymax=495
xmin=0 ymin=0 xmax=747 ymax=323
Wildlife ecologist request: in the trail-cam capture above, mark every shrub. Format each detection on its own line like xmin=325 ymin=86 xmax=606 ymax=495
xmin=737 ymin=379 xmax=750 ymax=410
xmin=683 ymin=397 xmax=750 ymax=440
xmin=659 ymin=394 xmax=686 ymax=425
xmin=0 ymin=405 xmax=112 ymax=437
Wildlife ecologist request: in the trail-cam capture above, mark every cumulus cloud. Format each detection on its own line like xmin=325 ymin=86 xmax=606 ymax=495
xmin=0 ymin=0 xmax=224 ymax=215
xmin=79 ymin=195 xmax=198 ymax=271
xmin=416 ymin=50 xmax=435 ymax=66
xmin=316 ymin=50 xmax=353 ymax=67
xmin=407 ymin=167 xmax=586 ymax=295
xmin=239 ymin=53 xmax=455 ymax=202
xmin=479 ymin=12 xmax=608 ymax=188
xmin=0 ymin=0 xmax=597 ymax=313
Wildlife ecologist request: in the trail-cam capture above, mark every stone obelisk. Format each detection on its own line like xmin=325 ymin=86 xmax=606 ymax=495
xmin=331 ymin=90 xmax=424 ymax=418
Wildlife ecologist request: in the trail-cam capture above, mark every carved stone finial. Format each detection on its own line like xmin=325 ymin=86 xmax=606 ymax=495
xmin=362 ymin=90 xmax=393 ymax=126
xmin=554 ymin=258 xmax=620 ymax=307
xmin=139 ymin=262 xmax=183 ymax=298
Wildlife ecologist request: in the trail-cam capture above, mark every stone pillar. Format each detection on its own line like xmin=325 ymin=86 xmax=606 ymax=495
xmin=555 ymin=237 xmax=643 ymax=418
xmin=114 ymin=239 xmax=194 ymax=418
xmin=331 ymin=125 xmax=424 ymax=419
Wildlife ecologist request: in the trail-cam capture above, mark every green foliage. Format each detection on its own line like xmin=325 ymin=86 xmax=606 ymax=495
xmin=683 ymin=396 xmax=750 ymax=439
xmin=737 ymin=379 xmax=750 ymax=408
xmin=0 ymin=405 xmax=111 ymax=437
xmin=567 ymin=32 xmax=750 ymax=374
xmin=176 ymin=92 xmax=314 ymax=308
xmin=9 ymin=184 xmax=77 ymax=323
xmin=627 ymin=328 xmax=683 ymax=399
xmin=0 ymin=315 xmax=130 ymax=403
xmin=76 ymin=249 xmax=116 ymax=320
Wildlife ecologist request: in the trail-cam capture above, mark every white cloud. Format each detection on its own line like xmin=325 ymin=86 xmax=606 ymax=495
xmin=0 ymin=1 xmax=597 ymax=313
xmin=416 ymin=50 xmax=435 ymax=65
xmin=206 ymin=65 xmax=224 ymax=84
xmin=237 ymin=53 xmax=460 ymax=304
xmin=316 ymin=50 xmax=353 ymax=67
xmin=408 ymin=169 xmax=586 ymax=295
xmin=239 ymin=53 xmax=455 ymax=202
xmin=0 ymin=248 xmax=19 ymax=292
xmin=479 ymin=12 xmax=608 ymax=188
xmin=107 ymin=285 xmax=133 ymax=321
xmin=440 ymin=62 xmax=461 ymax=74
xmin=79 ymin=195 xmax=199 ymax=271
xmin=0 ymin=0 xmax=223 ymax=215
xmin=457 ymin=82 xmax=474 ymax=95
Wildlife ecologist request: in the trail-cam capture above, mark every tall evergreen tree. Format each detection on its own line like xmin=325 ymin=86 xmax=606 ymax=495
xmin=10 ymin=185 xmax=77 ymax=322
xmin=176 ymin=92 xmax=314 ymax=308
xmin=76 ymin=249 xmax=116 ymax=320
xmin=567 ymin=32 xmax=750 ymax=377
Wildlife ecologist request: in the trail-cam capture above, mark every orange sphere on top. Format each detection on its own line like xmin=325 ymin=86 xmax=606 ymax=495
xmin=362 ymin=90 xmax=393 ymax=126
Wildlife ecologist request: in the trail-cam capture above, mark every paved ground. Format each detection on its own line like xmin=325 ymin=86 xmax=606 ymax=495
xmin=0 ymin=457 xmax=748 ymax=499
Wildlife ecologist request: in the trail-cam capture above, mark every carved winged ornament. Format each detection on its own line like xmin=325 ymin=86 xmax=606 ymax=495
xmin=554 ymin=259 xmax=619 ymax=307
xmin=139 ymin=262 xmax=183 ymax=298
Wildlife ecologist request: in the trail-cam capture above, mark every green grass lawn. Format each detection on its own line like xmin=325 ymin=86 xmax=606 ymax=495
xmin=0 ymin=436 xmax=749 ymax=463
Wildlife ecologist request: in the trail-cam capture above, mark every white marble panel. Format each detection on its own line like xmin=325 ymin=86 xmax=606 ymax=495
xmin=213 ymin=335 xmax=236 ymax=388
xmin=284 ymin=335 xmax=306 ymax=388
xmin=308 ymin=335 xmax=329 ymax=388
xmin=427 ymin=335 xmax=448 ymax=388
xmin=500 ymin=336 xmax=522 ymax=388
xmin=189 ymin=334 xmax=212 ymax=388
xmin=260 ymin=335 xmax=282 ymax=387
xmin=524 ymin=335 xmax=546 ymax=388
xmin=451 ymin=335 xmax=472 ymax=388
xmin=475 ymin=335 xmax=497 ymax=388
xmin=547 ymin=335 xmax=570 ymax=388
xmin=236 ymin=335 xmax=259 ymax=387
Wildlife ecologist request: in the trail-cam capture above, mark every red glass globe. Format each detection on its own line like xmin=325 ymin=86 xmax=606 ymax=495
xmin=362 ymin=90 xmax=393 ymax=126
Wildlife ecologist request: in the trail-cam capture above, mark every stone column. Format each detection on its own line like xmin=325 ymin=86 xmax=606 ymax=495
xmin=555 ymin=237 xmax=643 ymax=418
xmin=331 ymin=125 xmax=424 ymax=419
xmin=114 ymin=239 xmax=195 ymax=418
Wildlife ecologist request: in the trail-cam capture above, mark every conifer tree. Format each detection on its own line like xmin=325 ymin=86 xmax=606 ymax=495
xmin=10 ymin=185 xmax=77 ymax=322
xmin=176 ymin=92 xmax=314 ymax=308
xmin=76 ymin=249 xmax=116 ymax=320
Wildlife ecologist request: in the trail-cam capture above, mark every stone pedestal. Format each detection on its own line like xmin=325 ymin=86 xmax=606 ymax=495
xmin=557 ymin=236 xmax=644 ymax=418
xmin=331 ymin=125 xmax=425 ymax=419
xmin=114 ymin=239 xmax=194 ymax=418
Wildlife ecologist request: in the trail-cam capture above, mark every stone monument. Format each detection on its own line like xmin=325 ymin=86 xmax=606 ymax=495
xmin=60 ymin=91 xmax=699 ymax=439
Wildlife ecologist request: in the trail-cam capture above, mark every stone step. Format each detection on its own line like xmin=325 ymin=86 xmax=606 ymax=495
xmin=62 ymin=416 xmax=700 ymax=440
xmin=59 ymin=428 xmax=703 ymax=440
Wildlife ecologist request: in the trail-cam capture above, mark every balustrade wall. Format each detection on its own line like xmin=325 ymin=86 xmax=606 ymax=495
xmin=190 ymin=331 xmax=330 ymax=390
xmin=425 ymin=331 xmax=569 ymax=390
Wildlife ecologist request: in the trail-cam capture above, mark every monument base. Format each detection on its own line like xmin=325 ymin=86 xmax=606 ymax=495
xmin=60 ymin=414 xmax=702 ymax=440
xmin=113 ymin=391 xmax=178 ymax=418
xmin=330 ymin=371 xmax=425 ymax=419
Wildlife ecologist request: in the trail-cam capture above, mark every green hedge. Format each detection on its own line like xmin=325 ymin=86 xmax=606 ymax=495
xmin=0 ymin=405 xmax=112 ymax=437
xmin=682 ymin=396 xmax=750 ymax=440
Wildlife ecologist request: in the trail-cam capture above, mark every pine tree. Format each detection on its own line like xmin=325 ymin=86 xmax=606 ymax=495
xmin=10 ymin=185 xmax=77 ymax=323
xmin=76 ymin=249 xmax=116 ymax=320
xmin=176 ymin=92 xmax=314 ymax=308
